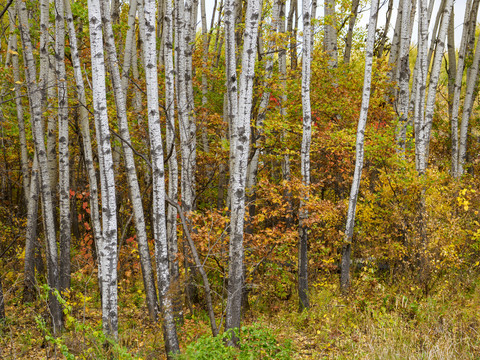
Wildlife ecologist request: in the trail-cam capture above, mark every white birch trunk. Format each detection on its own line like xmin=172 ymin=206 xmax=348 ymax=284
xmin=16 ymin=0 xmax=63 ymax=333
xmin=164 ymin=0 xmax=181 ymax=325
xmin=55 ymin=0 xmax=71 ymax=293
xmin=324 ymin=0 xmax=338 ymax=69
xmin=143 ymin=0 xmax=180 ymax=353
xmin=87 ymin=0 xmax=119 ymax=339
xmin=64 ymin=0 xmax=103 ymax=285
xmin=458 ymin=39 xmax=480 ymax=175
xmin=340 ymin=0 xmax=379 ymax=292
xmin=343 ymin=0 xmax=360 ymax=64
xmin=225 ymin=0 xmax=261 ymax=338
xmin=395 ymin=0 xmax=412 ymax=154
xmin=99 ymin=0 xmax=159 ymax=322
xmin=451 ymin=0 xmax=479 ymax=176
xmin=418 ymin=0 xmax=453 ymax=170
xmin=298 ymin=0 xmax=313 ymax=310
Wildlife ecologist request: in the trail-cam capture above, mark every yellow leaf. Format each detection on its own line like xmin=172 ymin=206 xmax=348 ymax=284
xmin=15 ymin=81 xmax=22 ymax=84
xmin=8 ymin=49 xmax=18 ymax=55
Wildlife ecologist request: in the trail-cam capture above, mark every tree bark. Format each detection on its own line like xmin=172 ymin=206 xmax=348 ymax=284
xmin=395 ymin=0 xmax=412 ymax=154
xmin=64 ymin=0 xmax=104 ymax=291
xmin=143 ymin=0 xmax=180 ymax=354
xmin=340 ymin=0 xmax=379 ymax=293
xmin=324 ymin=0 xmax=338 ymax=69
xmin=225 ymin=0 xmax=261 ymax=342
xmin=164 ymin=0 xmax=181 ymax=325
xmin=88 ymin=0 xmax=119 ymax=339
xmin=16 ymin=0 xmax=63 ymax=334
xmin=343 ymin=0 xmax=360 ymax=64
xmin=99 ymin=0 xmax=159 ymax=322
xmin=298 ymin=0 xmax=313 ymax=310
xmin=55 ymin=0 xmax=71 ymax=294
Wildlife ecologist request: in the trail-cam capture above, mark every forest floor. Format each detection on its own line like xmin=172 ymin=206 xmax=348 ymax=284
xmin=1 ymin=269 xmax=480 ymax=359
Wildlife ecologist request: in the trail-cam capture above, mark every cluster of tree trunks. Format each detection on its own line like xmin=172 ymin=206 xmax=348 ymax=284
xmin=6 ymin=0 xmax=480 ymax=356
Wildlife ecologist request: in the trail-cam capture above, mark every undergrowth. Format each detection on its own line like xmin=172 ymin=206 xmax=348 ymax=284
xmin=1 ymin=268 xmax=479 ymax=359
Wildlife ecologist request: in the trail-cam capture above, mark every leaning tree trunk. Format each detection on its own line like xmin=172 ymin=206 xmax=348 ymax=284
xmin=88 ymin=0 xmax=119 ymax=339
xmin=451 ymin=0 xmax=479 ymax=177
xmin=143 ymin=0 xmax=180 ymax=355
xmin=8 ymin=6 xmax=38 ymax=303
xmin=224 ymin=0 xmax=261 ymax=343
xmin=340 ymin=0 xmax=379 ymax=292
xmin=16 ymin=0 xmax=63 ymax=334
xmin=99 ymin=0 xmax=159 ymax=322
xmin=298 ymin=0 xmax=313 ymax=310
xmin=343 ymin=0 xmax=360 ymax=64
xmin=458 ymin=37 xmax=480 ymax=175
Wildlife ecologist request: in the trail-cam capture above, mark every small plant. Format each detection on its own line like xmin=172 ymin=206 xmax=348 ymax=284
xmin=176 ymin=324 xmax=293 ymax=359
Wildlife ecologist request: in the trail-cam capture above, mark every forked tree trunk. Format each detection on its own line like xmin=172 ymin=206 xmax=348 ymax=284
xmin=340 ymin=0 xmax=379 ymax=292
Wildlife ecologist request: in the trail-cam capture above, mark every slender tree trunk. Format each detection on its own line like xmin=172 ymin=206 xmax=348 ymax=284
xmin=340 ymin=0 xmax=379 ymax=292
xmin=120 ymin=0 xmax=138 ymax=97
xmin=8 ymin=7 xmax=29 ymax=206
xmin=247 ymin=0 xmax=280 ymax=211
xmin=377 ymin=0 xmax=393 ymax=58
xmin=447 ymin=8 xmax=456 ymax=120
xmin=343 ymin=0 xmax=359 ymax=64
xmin=88 ymin=0 xmax=119 ymax=339
xmin=298 ymin=0 xmax=313 ymax=310
xmin=55 ymin=0 xmax=71 ymax=294
xmin=143 ymin=0 xmax=180 ymax=354
xmin=388 ymin=0 xmax=404 ymax=77
xmin=225 ymin=0 xmax=261 ymax=342
xmin=395 ymin=0 xmax=412 ymax=154
xmin=64 ymin=0 xmax=104 ymax=290
xmin=164 ymin=0 xmax=181 ymax=325
xmin=23 ymin=156 xmax=39 ymax=302
xmin=451 ymin=0 xmax=480 ymax=176
xmin=16 ymin=0 xmax=63 ymax=334
xmin=458 ymin=38 xmax=480 ymax=175
xmin=99 ymin=0 xmax=159 ymax=322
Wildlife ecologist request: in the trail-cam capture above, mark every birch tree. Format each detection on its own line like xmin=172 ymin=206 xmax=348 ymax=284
xmin=65 ymin=0 xmax=103 ymax=292
xmin=143 ymin=0 xmax=180 ymax=353
xmin=451 ymin=0 xmax=480 ymax=176
xmin=395 ymin=0 xmax=412 ymax=154
xmin=16 ymin=0 xmax=63 ymax=333
xmin=324 ymin=0 xmax=338 ymax=68
xmin=99 ymin=0 xmax=158 ymax=322
xmin=340 ymin=0 xmax=379 ymax=292
xmin=458 ymin=38 xmax=480 ymax=175
xmin=298 ymin=0 xmax=313 ymax=310
xmin=224 ymin=0 xmax=261 ymax=340
xmin=55 ymin=0 xmax=71 ymax=293
xmin=87 ymin=0 xmax=119 ymax=338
